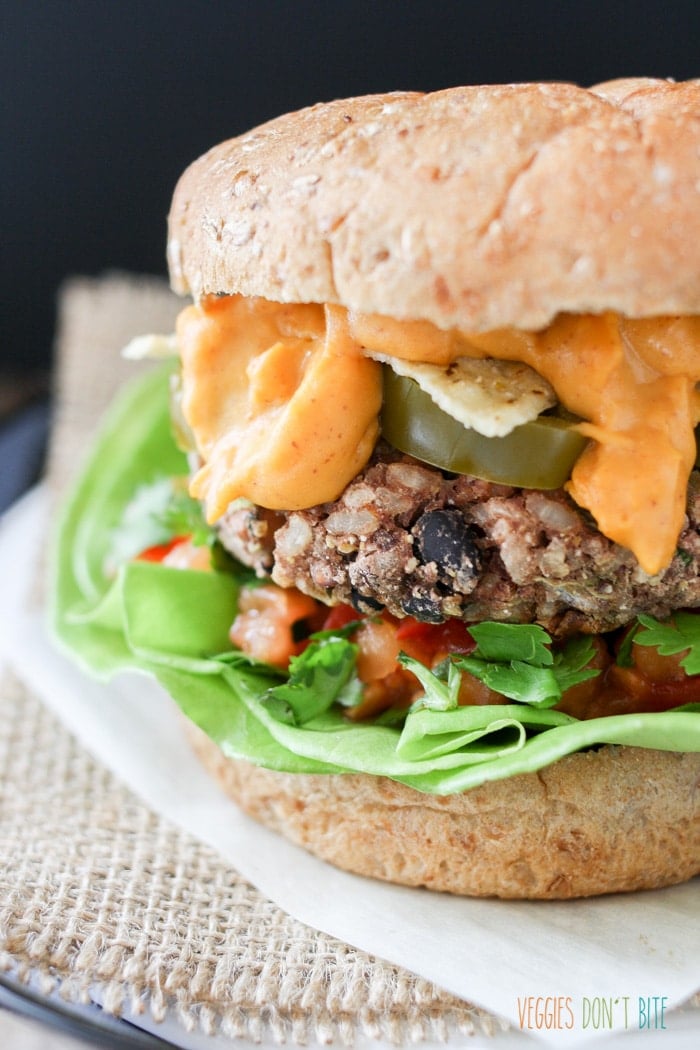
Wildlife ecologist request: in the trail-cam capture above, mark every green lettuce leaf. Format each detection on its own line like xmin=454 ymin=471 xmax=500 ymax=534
xmin=50 ymin=365 xmax=700 ymax=795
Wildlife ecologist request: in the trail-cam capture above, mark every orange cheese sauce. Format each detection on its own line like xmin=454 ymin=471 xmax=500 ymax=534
xmin=349 ymin=310 xmax=700 ymax=576
xmin=178 ymin=295 xmax=700 ymax=577
xmin=177 ymin=295 xmax=382 ymax=521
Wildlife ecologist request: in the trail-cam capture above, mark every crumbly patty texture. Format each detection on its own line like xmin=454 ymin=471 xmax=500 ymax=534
xmin=185 ymin=722 xmax=700 ymax=899
xmin=218 ymin=445 xmax=700 ymax=637
xmin=168 ymin=79 xmax=700 ymax=331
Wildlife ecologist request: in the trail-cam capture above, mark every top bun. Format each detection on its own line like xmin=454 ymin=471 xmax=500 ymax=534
xmin=167 ymin=79 xmax=700 ymax=333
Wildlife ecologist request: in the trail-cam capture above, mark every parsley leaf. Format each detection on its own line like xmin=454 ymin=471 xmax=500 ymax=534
xmin=633 ymin=613 xmax=700 ymax=675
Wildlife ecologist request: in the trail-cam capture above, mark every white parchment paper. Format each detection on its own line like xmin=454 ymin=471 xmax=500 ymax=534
xmin=2 ymin=488 xmax=699 ymax=1049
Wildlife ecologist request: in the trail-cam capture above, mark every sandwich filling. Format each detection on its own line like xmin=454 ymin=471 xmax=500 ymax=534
xmin=177 ymin=294 xmax=700 ymax=576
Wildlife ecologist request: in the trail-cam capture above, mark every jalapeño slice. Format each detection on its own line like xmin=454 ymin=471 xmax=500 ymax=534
xmin=381 ymin=368 xmax=588 ymax=489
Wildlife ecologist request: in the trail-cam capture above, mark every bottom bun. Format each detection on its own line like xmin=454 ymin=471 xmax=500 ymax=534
xmin=185 ymin=722 xmax=700 ymax=899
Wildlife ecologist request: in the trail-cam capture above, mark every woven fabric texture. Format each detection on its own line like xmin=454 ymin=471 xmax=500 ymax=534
xmin=0 ymin=671 xmax=496 ymax=1043
xmin=0 ymin=274 xmax=500 ymax=1044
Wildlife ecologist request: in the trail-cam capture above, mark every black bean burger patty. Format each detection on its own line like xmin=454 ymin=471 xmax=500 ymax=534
xmin=217 ymin=443 xmax=700 ymax=637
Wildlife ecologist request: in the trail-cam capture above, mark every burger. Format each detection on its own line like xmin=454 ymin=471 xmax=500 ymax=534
xmin=55 ymin=79 xmax=700 ymax=899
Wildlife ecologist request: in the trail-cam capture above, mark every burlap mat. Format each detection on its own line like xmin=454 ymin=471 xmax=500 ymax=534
xmin=0 ymin=274 xmax=500 ymax=1045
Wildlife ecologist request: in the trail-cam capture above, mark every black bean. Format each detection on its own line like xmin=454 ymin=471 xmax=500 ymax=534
xmin=350 ymin=588 xmax=385 ymax=614
xmin=401 ymin=592 xmax=444 ymax=622
xmin=413 ymin=509 xmax=482 ymax=582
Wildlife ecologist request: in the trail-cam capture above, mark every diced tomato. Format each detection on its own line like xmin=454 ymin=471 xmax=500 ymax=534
xmin=234 ymin=587 xmax=700 ymax=720
xmin=321 ymin=608 xmax=475 ymax=678
xmin=355 ymin=619 xmax=402 ymax=682
xmin=395 ymin=616 xmax=474 ymax=650
xmin=344 ymin=669 xmax=418 ymax=721
xmin=321 ymin=605 xmax=403 ymax=683
xmin=162 ymin=538 xmax=213 ymax=571
xmin=395 ymin=616 xmax=475 ymax=665
xmin=629 ymin=639 xmax=687 ymax=683
xmin=136 ymin=536 xmax=189 ymax=562
xmin=555 ymin=636 xmax=612 ymax=719
xmin=559 ymin=632 xmax=700 ymax=719
xmin=639 ymin=674 xmax=700 ymax=710
xmin=230 ymin=584 xmax=321 ymax=669
xmin=321 ymin=604 xmax=359 ymax=632
xmin=594 ymin=663 xmax=700 ymax=716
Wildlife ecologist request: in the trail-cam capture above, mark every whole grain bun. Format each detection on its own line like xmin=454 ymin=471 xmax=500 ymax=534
xmin=171 ymin=83 xmax=700 ymax=900
xmin=186 ymin=721 xmax=700 ymax=899
xmin=168 ymin=79 xmax=700 ymax=333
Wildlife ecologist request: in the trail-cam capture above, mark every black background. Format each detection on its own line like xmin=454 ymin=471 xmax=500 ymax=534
xmin=3 ymin=0 xmax=699 ymax=374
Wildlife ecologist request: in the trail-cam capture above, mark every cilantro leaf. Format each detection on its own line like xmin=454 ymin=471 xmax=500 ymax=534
xmin=106 ymin=476 xmax=260 ymax=585
xmin=209 ymin=540 xmax=260 ymax=586
xmin=399 ymin=653 xmax=463 ymax=712
xmin=261 ymin=636 xmax=362 ymax=725
xmin=467 ymin=622 xmax=554 ymax=665
xmin=455 ymin=656 xmax=560 ymax=706
xmin=455 ymin=624 xmax=600 ymax=709
xmin=158 ymin=489 xmax=212 ymax=546
xmin=306 ymin=619 xmax=366 ymax=643
xmin=214 ymin=649 xmax=285 ymax=679
xmin=105 ymin=478 xmax=178 ymax=572
xmin=551 ymin=635 xmax=601 ymax=693
xmin=615 ymin=625 xmax=639 ymax=668
xmin=634 ymin=613 xmax=700 ymax=675
xmin=162 ymin=493 xmax=263 ymax=585
xmin=400 ymin=624 xmax=600 ymax=710
xmin=106 ymin=477 xmax=214 ymax=570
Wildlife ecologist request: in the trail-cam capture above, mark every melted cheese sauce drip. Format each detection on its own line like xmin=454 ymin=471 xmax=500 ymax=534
xmin=350 ymin=311 xmax=700 ymax=576
xmin=178 ymin=295 xmax=382 ymax=520
xmin=178 ymin=295 xmax=700 ymax=577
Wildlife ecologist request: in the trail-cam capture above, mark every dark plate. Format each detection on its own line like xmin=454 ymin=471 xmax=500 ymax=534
xmin=0 ymin=971 xmax=176 ymax=1049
